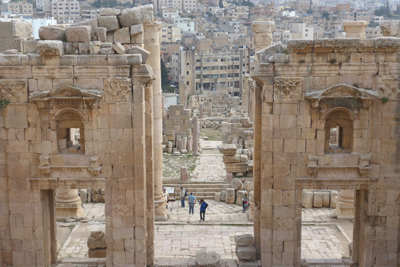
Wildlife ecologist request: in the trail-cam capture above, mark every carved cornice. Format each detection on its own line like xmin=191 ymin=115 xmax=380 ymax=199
xmin=29 ymin=85 xmax=102 ymax=109
xmin=132 ymin=64 xmax=155 ymax=85
xmin=305 ymin=84 xmax=379 ymax=109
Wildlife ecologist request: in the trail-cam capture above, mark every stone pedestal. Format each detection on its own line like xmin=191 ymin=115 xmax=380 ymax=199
xmin=343 ymin=20 xmax=368 ymax=39
xmin=199 ymin=103 xmax=203 ymax=118
xmin=193 ymin=116 xmax=199 ymax=156
xmin=55 ymin=189 xmax=86 ymax=221
xmin=145 ymin=22 xmax=168 ymax=222
xmin=334 ymin=189 xmax=355 ymax=219
xmin=181 ymin=167 xmax=189 ymax=182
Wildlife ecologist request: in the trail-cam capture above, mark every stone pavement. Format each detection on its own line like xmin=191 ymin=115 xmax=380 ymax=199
xmin=57 ymin=203 xmax=353 ymax=262
xmin=190 ymin=140 xmax=226 ymax=182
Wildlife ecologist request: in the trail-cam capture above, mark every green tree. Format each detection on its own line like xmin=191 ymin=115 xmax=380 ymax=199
xmin=322 ymin=11 xmax=330 ymax=20
xmin=219 ymin=0 xmax=223 ymax=8
xmin=306 ymin=9 xmax=313 ymax=14
xmin=161 ymin=58 xmax=174 ymax=93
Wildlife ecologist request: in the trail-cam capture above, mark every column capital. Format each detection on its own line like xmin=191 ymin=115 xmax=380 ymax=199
xmin=252 ymin=20 xmax=275 ymax=34
xmin=144 ymin=21 xmax=163 ymax=32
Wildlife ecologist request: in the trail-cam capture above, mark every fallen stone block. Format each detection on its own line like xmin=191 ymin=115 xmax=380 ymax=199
xmin=236 ymin=246 xmax=256 ymax=261
xmin=96 ymin=27 xmax=107 ymax=42
xmin=313 ymin=192 xmax=322 ymax=208
xmin=39 ymin=26 xmax=66 ymax=41
xmin=99 ymin=7 xmax=120 ymax=16
xmin=302 ymin=190 xmax=313 ymax=209
xmin=87 ymin=231 xmax=106 ymax=249
xmin=88 ymin=248 xmax=106 ymax=258
xmin=214 ymin=192 xmax=221 ymax=202
xmin=243 ymin=181 xmax=253 ymax=191
xmin=220 ymin=191 xmax=226 ymax=202
xmin=66 ymin=26 xmax=92 ymax=43
xmin=235 ymin=234 xmax=253 ymax=246
xmin=112 ymin=43 xmax=125 ymax=55
xmin=231 ymin=178 xmax=243 ymax=190
xmin=195 ymin=250 xmax=221 ymax=267
xmin=126 ymin=45 xmax=150 ymax=63
xmin=218 ymin=144 xmax=237 ymax=156
xmin=37 ymin=40 xmax=63 ymax=56
xmin=114 ymin=27 xmax=130 ymax=44
xmin=226 ymin=188 xmax=235 ymax=204
xmin=98 ymin=16 xmax=120 ymax=31
xmin=118 ymin=5 xmax=154 ymax=27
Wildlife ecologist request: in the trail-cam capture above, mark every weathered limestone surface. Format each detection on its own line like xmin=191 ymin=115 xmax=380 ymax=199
xmin=0 ymin=8 xmax=160 ymax=267
xmin=252 ymin=20 xmax=400 ymax=266
xmin=195 ymin=250 xmax=221 ymax=267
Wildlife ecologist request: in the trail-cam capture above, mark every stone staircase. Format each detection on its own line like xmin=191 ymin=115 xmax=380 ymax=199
xmin=163 ymin=181 xmax=231 ymax=200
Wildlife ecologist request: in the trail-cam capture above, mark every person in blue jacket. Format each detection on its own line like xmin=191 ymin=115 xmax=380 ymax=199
xmin=199 ymin=199 xmax=208 ymax=222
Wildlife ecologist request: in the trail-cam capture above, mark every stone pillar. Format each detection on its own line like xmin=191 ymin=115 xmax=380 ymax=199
xmin=179 ymin=74 xmax=187 ymax=108
xmin=226 ymin=173 xmax=233 ymax=183
xmin=193 ymin=116 xmax=199 ymax=156
xmin=144 ymin=21 xmax=167 ymax=221
xmin=250 ymin=19 xmax=274 ymax=123
xmin=249 ymin=190 xmax=255 ymax=221
xmin=55 ymin=189 xmax=86 ymax=221
xmin=181 ymin=167 xmax=189 ymax=182
xmin=242 ymin=75 xmax=250 ymax=114
xmin=199 ymin=103 xmax=203 ymax=118
xmin=343 ymin=20 xmax=368 ymax=39
xmin=334 ymin=189 xmax=355 ymax=219
xmin=208 ymin=101 xmax=212 ymax=117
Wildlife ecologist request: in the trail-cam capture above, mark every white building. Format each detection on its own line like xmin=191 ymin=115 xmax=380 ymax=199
xmin=27 ymin=17 xmax=58 ymax=39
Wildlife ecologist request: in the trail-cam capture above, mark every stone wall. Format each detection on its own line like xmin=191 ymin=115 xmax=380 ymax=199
xmin=188 ymin=91 xmax=241 ymax=115
xmin=0 ymin=5 xmax=162 ymax=266
xmin=253 ymin=37 xmax=400 ymax=266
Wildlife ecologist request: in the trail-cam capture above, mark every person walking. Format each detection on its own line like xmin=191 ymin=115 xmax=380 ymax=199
xmin=180 ymin=187 xmax=186 ymax=207
xmin=199 ymin=199 xmax=208 ymax=222
xmin=187 ymin=192 xmax=196 ymax=214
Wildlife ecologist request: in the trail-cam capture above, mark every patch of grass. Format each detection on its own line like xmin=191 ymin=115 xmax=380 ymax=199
xmin=381 ymin=97 xmax=389 ymax=104
xmin=163 ymin=152 xmax=198 ymax=180
xmin=200 ymin=127 xmax=222 ymax=141
xmin=69 ymin=225 xmax=75 ymax=230
xmin=0 ymin=99 xmax=10 ymax=110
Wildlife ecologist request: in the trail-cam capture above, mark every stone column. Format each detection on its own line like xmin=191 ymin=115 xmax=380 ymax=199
xmin=199 ymin=103 xmax=203 ymax=118
xmin=144 ymin=21 xmax=168 ymax=221
xmin=193 ymin=116 xmax=199 ymax=156
xmin=334 ymin=189 xmax=355 ymax=219
xmin=343 ymin=20 xmax=368 ymax=39
xmin=250 ymin=19 xmax=274 ymax=123
xmin=208 ymin=101 xmax=212 ymax=117
xmin=55 ymin=189 xmax=86 ymax=221
xmin=179 ymin=74 xmax=187 ymax=108
xmin=181 ymin=167 xmax=189 ymax=182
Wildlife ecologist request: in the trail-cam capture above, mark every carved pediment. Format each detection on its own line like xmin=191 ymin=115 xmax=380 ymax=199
xmin=30 ymin=85 xmax=102 ymax=109
xmin=306 ymin=84 xmax=379 ymax=109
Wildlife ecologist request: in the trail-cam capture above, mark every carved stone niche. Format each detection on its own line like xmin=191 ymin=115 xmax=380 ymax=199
xmin=274 ymin=77 xmax=303 ymax=102
xmin=307 ymin=153 xmax=371 ymax=178
xmin=38 ymin=153 xmax=102 ymax=177
xmin=29 ymin=85 xmax=103 ymax=109
xmin=305 ymin=84 xmax=379 ymax=109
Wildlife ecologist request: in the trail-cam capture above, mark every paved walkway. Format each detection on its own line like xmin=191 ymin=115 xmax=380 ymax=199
xmin=57 ymin=203 xmax=352 ymax=261
xmin=190 ymin=140 xmax=226 ymax=182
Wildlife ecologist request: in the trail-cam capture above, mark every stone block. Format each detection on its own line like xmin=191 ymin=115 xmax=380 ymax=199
xmin=214 ymin=192 xmax=221 ymax=202
xmin=99 ymin=8 xmax=120 ymax=16
xmin=39 ymin=26 xmax=66 ymax=41
xmin=218 ymin=144 xmax=237 ymax=156
xmin=37 ymin=40 xmax=63 ymax=56
xmin=322 ymin=192 xmax=330 ymax=207
xmin=226 ymin=173 xmax=233 ymax=182
xmin=195 ymin=250 xmax=221 ymax=267
xmin=235 ymin=234 xmax=253 ymax=246
xmin=302 ymin=190 xmax=313 ymax=208
xmin=236 ymin=246 xmax=256 ymax=261
xmin=98 ymin=16 xmax=119 ymax=31
xmin=226 ymin=188 xmax=235 ymax=204
xmin=88 ymin=248 xmax=106 ymax=258
xmin=65 ymin=42 xmax=79 ymax=54
xmin=97 ymin=27 xmax=107 ymax=42
xmin=79 ymin=43 xmax=91 ymax=54
xmin=114 ymin=27 xmax=130 ymax=44
xmin=126 ymin=46 xmax=150 ymax=63
xmin=313 ymin=192 xmax=322 ymax=208
xmin=66 ymin=26 xmax=91 ymax=43
xmin=231 ymin=178 xmax=243 ymax=190
xmin=118 ymin=5 xmax=154 ymax=27
xmin=113 ymin=43 xmax=125 ymax=55
xmin=220 ymin=191 xmax=226 ymax=202
xmin=243 ymin=181 xmax=253 ymax=191
xmin=330 ymin=191 xmax=338 ymax=208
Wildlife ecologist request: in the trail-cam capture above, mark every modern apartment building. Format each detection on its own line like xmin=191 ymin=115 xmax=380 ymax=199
xmin=159 ymin=0 xmax=197 ymax=12
xmin=49 ymin=0 xmax=81 ymax=23
xmin=7 ymin=2 xmax=33 ymax=15
xmin=160 ymin=24 xmax=182 ymax=43
xmin=177 ymin=48 xmax=253 ymax=96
